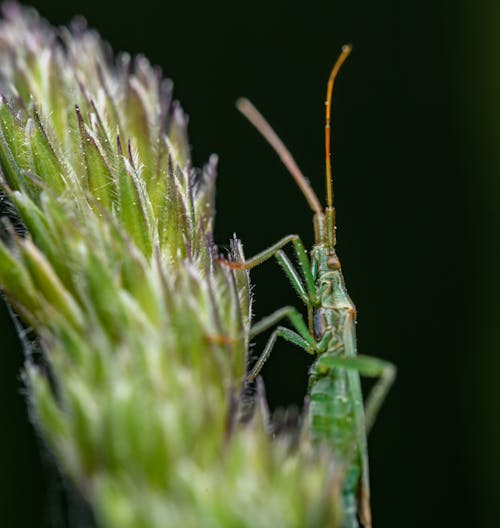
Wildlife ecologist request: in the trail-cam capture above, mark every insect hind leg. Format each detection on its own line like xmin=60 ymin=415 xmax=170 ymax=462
xmin=315 ymin=354 xmax=396 ymax=433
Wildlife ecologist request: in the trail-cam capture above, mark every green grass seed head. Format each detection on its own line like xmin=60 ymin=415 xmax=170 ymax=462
xmin=0 ymin=4 xmax=341 ymax=526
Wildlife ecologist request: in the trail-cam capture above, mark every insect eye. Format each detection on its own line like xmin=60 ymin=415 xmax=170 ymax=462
xmin=327 ymin=256 xmax=340 ymax=270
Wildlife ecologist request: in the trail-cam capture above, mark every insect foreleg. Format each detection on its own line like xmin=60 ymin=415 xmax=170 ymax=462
xmin=275 ymin=250 xmax=308 ymax=304
xmin=315 ymin=354 xmax=396 ymax=433
xmin=220 ymin=234 xmax=317 ymax=305
xmin=288 ymin=236 xmax=317 ymax=303
xmin=220 ymin=234 xmax=298 ymax=269
xmin=248 ymin=305 xmax=317 ymax=381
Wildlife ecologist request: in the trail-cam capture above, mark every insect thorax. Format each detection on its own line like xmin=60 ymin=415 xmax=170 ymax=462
xmin=311 ymin=245 xmax=356 ymax=351
xmin=311 ymin=246 xmax=355 ymax=308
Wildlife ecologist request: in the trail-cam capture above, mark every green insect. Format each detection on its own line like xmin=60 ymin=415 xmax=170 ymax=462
xmin=224 ymin=45 xmax=395 ymax=527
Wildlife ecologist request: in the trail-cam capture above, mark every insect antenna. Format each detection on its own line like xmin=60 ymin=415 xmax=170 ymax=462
xmin=236 ymin=98 xmax=323 ymax=218
xmin=325 ymin=44 xmax=352 ymax=247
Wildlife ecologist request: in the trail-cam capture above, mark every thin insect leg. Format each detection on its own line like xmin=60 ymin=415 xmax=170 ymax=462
xmin=248 ymin=305 xmax=317 ymax=381
xmin=315 ymin=354 xmax=396 ymax=433
xmin=275 ymin=234 xmax=319 ymax=305
xmin=358 ymin=356 xmax=396 ymax=433
xmin=220 ymin=234 xmax=317 ymax=306
xmin=290 ymin=236 xmax=318 ymax=305
xmin=248 ymin=326 xmax=316 ymax=382
xmin=219 ymin=234 xmax=298 ymax=270
xmin=275 ymin=250 xmax=308 ymax=304
xmin=250 ymin=305 xmax=313 ymax=340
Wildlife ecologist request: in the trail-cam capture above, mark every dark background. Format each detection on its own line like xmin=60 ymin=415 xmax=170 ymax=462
xmin=1 ymin=1 xmax=498 ymax=526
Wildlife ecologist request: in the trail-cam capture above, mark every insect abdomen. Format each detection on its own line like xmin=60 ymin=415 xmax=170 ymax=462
xmin=309 ymin=366 xmax=356 ymax=455
xmin=309 ymin=365 xmax=362 ymax=527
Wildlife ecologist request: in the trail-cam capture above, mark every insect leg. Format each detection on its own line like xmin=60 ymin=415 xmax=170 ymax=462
xmin=220 ymin=234 xmax=317 ymax=305
xmin=250 ymin=305 xmax=312 ymax=339
xmin=248 ymin=326 xmax=315 ymax=382
xmin=275 ymin=250 xmax=308 ymax=304
xmin=275 ymin=236 xmax=318 ymax=306
xmin=219 ymin=234 xmax=299 ymax=269
xmin=289 ymin=236 xmax=317 ymax=305
xmin=315 ymin=354 xmax=396 ymax=433
xmin=248 ymin=305 xmax=317 ymax=381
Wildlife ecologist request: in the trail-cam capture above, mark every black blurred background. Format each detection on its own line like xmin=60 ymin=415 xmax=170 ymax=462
xmin=1 ymin=1 xmax=498 ymax=526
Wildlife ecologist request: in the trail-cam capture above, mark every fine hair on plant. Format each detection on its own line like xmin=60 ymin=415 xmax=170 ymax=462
xmin=0 ymin=3 xmax=353 ymax=527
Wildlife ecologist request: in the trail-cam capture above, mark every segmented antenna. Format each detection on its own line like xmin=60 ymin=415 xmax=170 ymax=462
xmin=236 ymin=98 xmax=323 ymax=217
xmin=325 ymin=44 xmax=352 ymax=209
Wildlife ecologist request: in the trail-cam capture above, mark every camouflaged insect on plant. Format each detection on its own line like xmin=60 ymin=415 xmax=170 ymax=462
xmin=0 ymin=4 xmax=342 ymax=527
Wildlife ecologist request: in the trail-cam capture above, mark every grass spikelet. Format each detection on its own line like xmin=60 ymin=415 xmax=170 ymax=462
xmin=0 ymin=4 xmax=342 ymax=526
